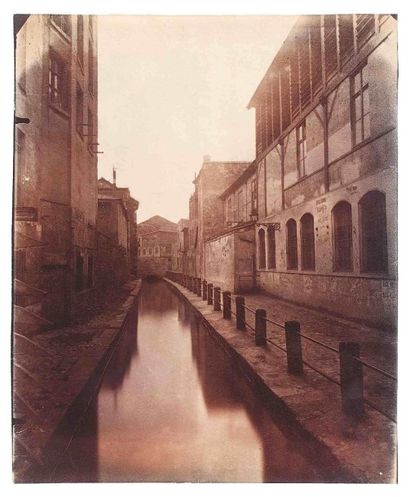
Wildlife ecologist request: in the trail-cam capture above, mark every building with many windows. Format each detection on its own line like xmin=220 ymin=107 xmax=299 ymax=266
xmin=137 ymin=216 xmax=178 ymax=278
xmin=14 ymin=15 xmax=99 ymax=326
xmin=213 ymin=14 xmax=397 ymax=327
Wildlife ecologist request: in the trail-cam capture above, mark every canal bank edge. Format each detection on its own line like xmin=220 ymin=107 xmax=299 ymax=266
xmin=13 ymin=279 xmax=142 ymax=483
xmin=163 ymin=277 xmax=396 ymax=484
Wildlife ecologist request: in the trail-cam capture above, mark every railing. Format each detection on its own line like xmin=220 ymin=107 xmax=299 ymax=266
xmin=165 ymin=271 xmax=397 ymax=422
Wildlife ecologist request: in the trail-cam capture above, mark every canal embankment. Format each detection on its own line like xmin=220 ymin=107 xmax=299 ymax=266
xmin=164 ymin=276 xmax=396 ymax=483
xmin=13 ymin=279 xmax=142 ymax=482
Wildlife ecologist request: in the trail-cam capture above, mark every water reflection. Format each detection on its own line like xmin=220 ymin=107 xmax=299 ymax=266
xmin=51 ymin=280 xmax=337 ymax=483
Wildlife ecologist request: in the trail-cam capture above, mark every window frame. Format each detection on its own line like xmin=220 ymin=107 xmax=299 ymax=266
xmin=332 ymin=201 xmax=353 ymax=272
xmin=50 ymin=15 xmax=72 ymax=40
xmin=258 ymin=228 xmax=266 ymax=270
xmin=286 ymin=219 xmax=298 ymax=270
xmin=300 ymin=213 xmax=316 ymax=271
xmin=48 ymin=50 xmax=70 ymax=114
xmin=296 ymin=120 xmax=307 ymax=179
xmin=359 ymin=190 xmax=388 ymax=274
xmin=350 ymin=63 xmax=370 ymax=147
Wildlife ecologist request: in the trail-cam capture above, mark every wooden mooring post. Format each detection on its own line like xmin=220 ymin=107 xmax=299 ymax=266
xmin=339 ymin=342 xmax=364 ymax=417
xmin=255 ymin=309 xmax=267 ymax=346
xmin=284 ymin=321 xmax=303 ymax=375
xmin=222 ymin=291 xmax=231 ymax=319
xmin=235 ymin=296 xmax=246 ymax=330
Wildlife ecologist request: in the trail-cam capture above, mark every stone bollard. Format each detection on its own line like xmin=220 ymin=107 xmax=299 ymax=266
xmin=284 ymin=321 xmax=303 ymax=375
xmin=213 ymin=287 xmax=221 ymax=311
xmin=222 ymin=291 xmax=231 ymax=319
xmin=235 ymin=296 xmax=246 ymax=330
xmin=202 ymin=280 xmax=208 ymax=301
xmin=339 ymin=342 xmax=364 ymax=417
xmin=207 ymin=283 xmax=213 ymax=305
xmin=255 ymin=309 xmax=267 ymax=346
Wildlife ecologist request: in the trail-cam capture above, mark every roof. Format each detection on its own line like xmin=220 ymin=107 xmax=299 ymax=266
xmin=138 ymin=215 xmax=177 ymax=230
xmin=98 ymin=177 xmax=139 ymax=210
xmin=247 ymin=16 xmax=301 ymax=109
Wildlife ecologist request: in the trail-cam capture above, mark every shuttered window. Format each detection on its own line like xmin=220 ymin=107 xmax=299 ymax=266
xmin=301 ymin=213 xmax=315 ymax=270
xmin=333 ymin=202 xmax=353 ymax=271
xmin=360 ymin=191 xmax=388 ymax=273
xmin=286 ymin=219 xmax=298 ymax=270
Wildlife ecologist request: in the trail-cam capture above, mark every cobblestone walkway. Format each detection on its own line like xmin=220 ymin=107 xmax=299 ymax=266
xmin=237 ymin=291 xmax=397 ymax=422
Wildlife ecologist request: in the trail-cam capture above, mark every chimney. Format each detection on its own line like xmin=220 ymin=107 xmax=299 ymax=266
xmin=203 ymin=154 xmax=211 ymax=163
xmin=113 ymin=167 xmax=117 ymax=186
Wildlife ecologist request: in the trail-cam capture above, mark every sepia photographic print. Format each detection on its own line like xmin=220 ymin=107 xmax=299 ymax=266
xmin=10 ymin=4 xmax=400 ymax=486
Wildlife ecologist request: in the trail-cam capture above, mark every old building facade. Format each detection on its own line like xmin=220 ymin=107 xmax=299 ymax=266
xmin=14 ymin=15 xmax=99 ymax=325
xmin=207 ymin=15 xmax=397 ymax=327
xmin=137 ymin=216 xmax=178 ymax=278
xmin=186 ymin=157 xmax=250 ymax=279
xmin=96 ymin=178 xmax=139 ymax=288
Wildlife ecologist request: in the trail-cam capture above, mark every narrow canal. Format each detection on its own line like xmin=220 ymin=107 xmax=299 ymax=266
xmin=52 ymin=280 xmax=338 ymax=483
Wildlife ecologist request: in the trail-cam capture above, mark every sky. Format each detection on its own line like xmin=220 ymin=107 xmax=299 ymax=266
xmin=97 ymin=16 xmax=296 ymax=223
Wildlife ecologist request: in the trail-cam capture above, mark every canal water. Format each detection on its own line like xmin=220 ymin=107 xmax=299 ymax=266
xmin=52 ymin=280 xmax=338 ymax=483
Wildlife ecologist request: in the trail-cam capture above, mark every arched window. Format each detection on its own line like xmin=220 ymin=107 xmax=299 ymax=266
xmin=332 ymin=201 xmax=352 ymax=271
xmin=258 ymin=228 xmax=266 ymax=269
xmin=359 ymin=191 xmax=388 ymax=272
xmin=300 ymin=213 xmax=315 ymax=270
xmin=267 ymin=226 xmax=276 ymax=269
xmin=286 ymin=219 xmax=298 ymax=270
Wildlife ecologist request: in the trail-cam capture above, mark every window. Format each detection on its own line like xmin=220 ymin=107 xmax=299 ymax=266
xmin=300 ymin=213 xmax=315 ymax=270
xmin=155 ymin=246 xmax=160 ymax=256
xmin=296 ymin=121 xmax=307 ymax=178
xmin=356 ymin=15 xmax=375 ymax=49
xmin=76 ymin=84 xmax=84 ymax=137
xmin=75 ymin=253 xmax=84 ymax=291
xmin=309 ymin=17 xmax=322 ymax=95
xmin=88 ymin=40 xmax=94 ymax=94
xmin=280 ymin=67 xmax=291 ymax=132
xmin=227 ymin=197 xmax=232 ymax=224
xmin=87 ymin=255 xmax=94 ymax=288
xmin=238 ymin=189 xmax=245 ymax=222
xmin=267 ymin=226 xmax=276 ymax=269
xmin=49 ymin=52 xmax=69 ymax=112
xmin=290 ymin=51 xmax=300 ymax=119
xmin=332 ymin=201 xmax=353 ymax=271
xmin=258 ymin=229 xmax=266 ymax=269
xmin=338 ymin=15 xmax=355 ymax=65
xmin=77 ymin=16 xmax=84 ymax=66
xmin=286 ymin=219 xmax=298 ymax=270
xmin=324 ymin=15 xmax=338 ymax=80
xmin=351 ymin=64 xmax=370 ymax=146
xmin=250 ymin=178 xmax=257 ymax=215
xmin=255 ymin=103 xmax=263 ymax=156
xmin=142 ymin=248 xmax=146 ymax=256
xmin=50 ymin=15 xmax=72 ymax=38
xmin=360 ymin=191 xmax=388 ymax=273
xmin=299 ymin=31 xmax=311 ymax=110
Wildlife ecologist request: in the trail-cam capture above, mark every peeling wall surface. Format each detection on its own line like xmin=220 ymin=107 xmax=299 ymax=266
xmin=204 ymin=226 xmax=255 ymax=293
